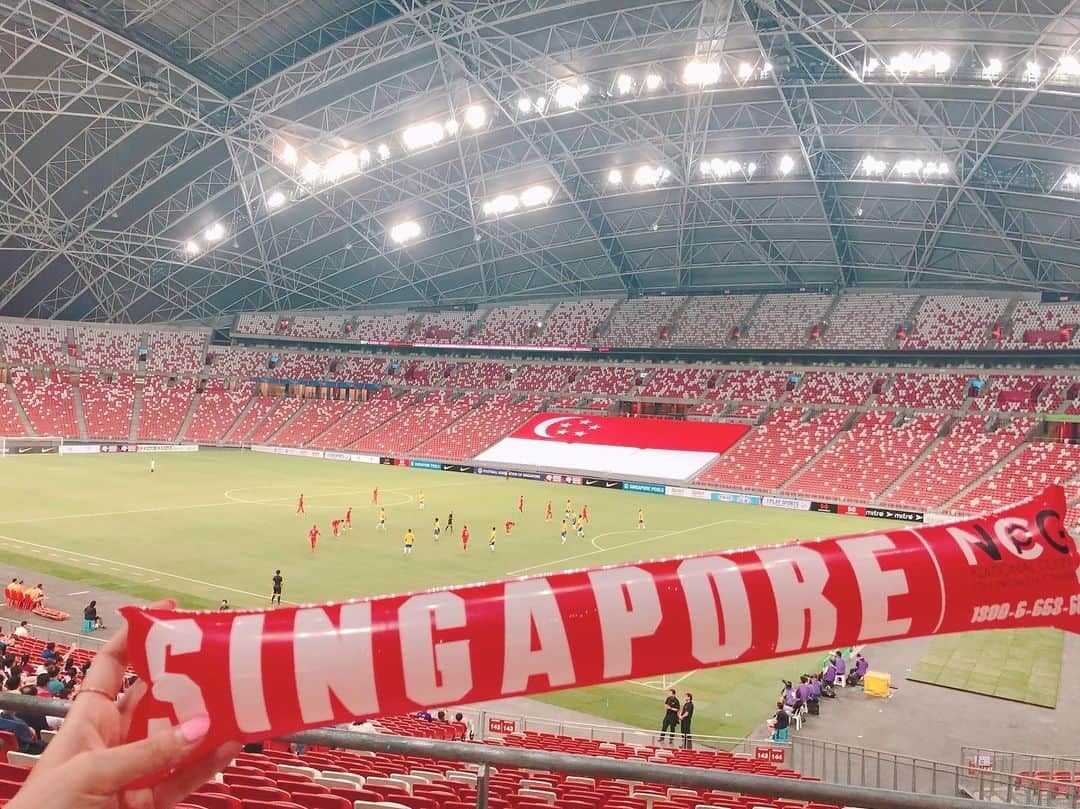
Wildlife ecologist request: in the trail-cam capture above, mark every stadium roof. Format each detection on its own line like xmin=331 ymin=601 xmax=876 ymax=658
xmin=2 ymin=0 xmax=1080 ymax=323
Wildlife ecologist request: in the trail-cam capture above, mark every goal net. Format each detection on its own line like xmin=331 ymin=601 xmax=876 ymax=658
xmin=0 ymin=436 xmax=65 ymax=456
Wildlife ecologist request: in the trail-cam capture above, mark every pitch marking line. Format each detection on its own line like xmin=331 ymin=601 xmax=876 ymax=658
xmin=0 ymin=533 xmax=299 ymax=606
xmin=507 ymin=520 xmax=740 ymax=576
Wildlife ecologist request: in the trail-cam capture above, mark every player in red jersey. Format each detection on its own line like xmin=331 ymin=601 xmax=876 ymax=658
xmin=518 ymin=495 xmax=524 ymax=513
xmin=461 ymin=525 xmax=470 ymax=551
xmin=331 ymin=518 xmax=342 ymax=537
xmin=582 ymin=504 xmax=589 ymax=524
xmin=296 ymin=493 xmax=305 ymax=514
xmin=372 ymin=487 xmax=379 ymax=504
xmin=308 ymin=524 xmax=320 ymax=552
xmin=504 ymin=520 xmax=516 ymax=535
xmin=545 ymin=501 xmax=553 ymax=521
xmin=345 ymin=507 xmax=353 ymax=529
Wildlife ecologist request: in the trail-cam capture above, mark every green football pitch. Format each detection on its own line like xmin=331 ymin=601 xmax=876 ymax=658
xmin=0 ymin=449 xmax=1044 ymax=740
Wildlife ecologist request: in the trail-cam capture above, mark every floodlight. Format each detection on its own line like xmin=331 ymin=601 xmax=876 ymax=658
xmin=520 ymin=185 xmax=554 ymax=207
xmin=747 ymin=162 xmax=757 ymax=176
xmin=982 ymin=58 xmax=1003 ymax=80
xmin=444 ymin=119 xmax=459 ymax=135
xmin=517 ymin=97 xmax=533 ymax=113
xmin=616 ymin=74 xmax=634 ymax=95
xmin=644 ymin=73 xmax=663 ymax=90
xmin=359 ymin=149 xmax=371 ymax=165
xmin=737 ymin=62 xmax=753 ymax=81
xmin=1062 ymin=171 xmax=1080 ymax=190
xmin=301 ymin=161 xmax=321 ymax=183
xmin=403 ymin=122 xmax=445 ymax=151
xmin=894 ymin=158 xmax=923 ymax=177
xmin=389 ymin=220 xmax=421 ymax=244
xmin=1025 ymin=61 xmax=1042 ymax=82
xmin=860 ymin=155 xmax=888 ymax=176
xmin=534 ymin=97 xmax=548 ymax=113
xmin=377 ymin=143 xmax=390 ymax=160
xmin=554 ymin=82 xmax=588 ymax=109
xmin=266 ymin=190 xmax=286 ymax=209
xmin=778 ymin=154 xmax=795 ymax=176
xmin=464 ymin=105 xmax=487 ymax=129
xmin=1057 ymin=55 xmax=1080 ymax=77
xmin=607 ymin=169 xmax=623 ymax=185
xmin=280 ymin=143 xmax=298 ymax=165
xmin=683 ymin=60 xmax=721 ymax=86
xmin=204 ymin=223 xmax=225 ymax=242
xmin=483 ymin=194 xmax=519 ymax=217
xmin=323 ymin=151 xmax=359 ymax=181
xmin=183 ymin=240 xmax=200 ymax=256
xmin=633 ymin=164 xmax=671 ymax=186
xmin=864 ymin=58 xmax=880 ymax=74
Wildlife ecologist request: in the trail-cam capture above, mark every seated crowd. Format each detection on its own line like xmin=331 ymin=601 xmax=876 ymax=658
xmin=766 ymin=651 xmax=869 ymax=742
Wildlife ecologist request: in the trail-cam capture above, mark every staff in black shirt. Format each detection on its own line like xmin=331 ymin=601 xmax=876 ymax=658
xmin=660 ymin=688 xmax=679 ymax=744
xmin=271 ymin=569 xmax=283 ymax=606
xmin=680 ymin=692 xmax=694 ymax=749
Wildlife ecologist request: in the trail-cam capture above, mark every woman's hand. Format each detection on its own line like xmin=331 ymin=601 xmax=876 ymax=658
xmin=8 ymin=600 xmax=241 ymax=809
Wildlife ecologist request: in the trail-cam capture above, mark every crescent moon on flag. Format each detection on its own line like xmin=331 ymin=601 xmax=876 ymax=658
xmin=533 ymin=416 xmax=578 ymax=438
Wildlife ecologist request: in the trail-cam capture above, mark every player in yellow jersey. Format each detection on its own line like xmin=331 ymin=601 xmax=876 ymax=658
xmin=418 ymin=491 xmax=425 ymax=510
xmin=637 ymin=507 xmax=645 ymax=529
xmin=403 ymin=528 xmax=415 ymax=555
xmin=377 ymin=507 xmax=387 ymax=530
xmin=576 ymin=512 xmax=585 ymax=538
xmin=564 ymin=498 xmax=572 ymax=518
xmin=433 ymin=516 xmax=441 ymax=542
xmin=489 ymin=525 xmax=497 ymax=552
xmin=559 ymin=519 xmax=568 ymax=544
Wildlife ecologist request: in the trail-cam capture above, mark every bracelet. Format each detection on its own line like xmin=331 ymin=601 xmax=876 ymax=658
xmin=74 ymin=687 xmax=115 ymax=701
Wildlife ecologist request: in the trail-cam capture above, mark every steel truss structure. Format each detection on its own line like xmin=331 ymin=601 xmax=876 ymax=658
xmin=1 ymin=0 xmax=1080 ymax=323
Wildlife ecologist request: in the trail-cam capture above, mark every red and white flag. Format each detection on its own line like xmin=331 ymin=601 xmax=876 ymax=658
xmin=475 ymin=412 xmax=749 ymax=479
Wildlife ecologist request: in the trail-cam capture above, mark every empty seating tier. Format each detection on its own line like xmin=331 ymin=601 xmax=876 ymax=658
xmin=819 ymin=293 xmax=917 ymax=349
xmin=784 ymin=411 xmax=943 ymax=502
xmin=146 ymin=330 xmax=208 ymax=373
xmin=789 ymin=371 xmax=875 ymax=406
xmin=184 ymin=382 xmax=256 ymax=443
xmin=79 ymin=373 xmax=135 ymax=440
xmin=951 ymin=441 xmax=1080 ymax=514
xmin=743 ymin=293 xmax=833 ymax=349
xmin=270 ymin=399 xmax=356 ymax=447
xmin=999 ymin=301 xmax=1080 ymax=350
xmin=695 ymin=408 xmax=847 ymax=491
xmin=0 ymin=322 xmax=69 ymax=366
xmin=569 ymin=366 xmax=642 ymax=395
xmin=661 ymin=295 xmax=757 ymax=347
xmin=539 ymin=300 xmax=616 ymax=346
xmin=877 ymin=373 xmax=972 ymax=410
xmin=73 ymin=327 xmax=138 ymax=370
xmin=246 ymin=397 xmax=304 ymax=444
xmin=11 ymin=369 xmax=78 ymax=438
xmin=473 ymin=303 xmax=551 ymax=345
xmin=137 ymin=376 xmax=196 ymax=441
xmin=903 ymin=295 xmax=1008 ymax=350
xmin=350 ymin=391 xmax=481 ymax=455
xmin=313 ymin=390 xmax=417 ymax=450
xmin=599 ymin=297 xmax=685 ymax=348
xmin=412 ymin=394 xmax=545 ymax=459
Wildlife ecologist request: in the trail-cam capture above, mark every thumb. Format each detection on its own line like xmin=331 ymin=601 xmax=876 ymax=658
xmin=90 ymin=716 xmax=211 ymax=791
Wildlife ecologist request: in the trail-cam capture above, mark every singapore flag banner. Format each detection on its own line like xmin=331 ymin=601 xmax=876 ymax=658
xmin=474 ymin=412 xmax=750 ymax=480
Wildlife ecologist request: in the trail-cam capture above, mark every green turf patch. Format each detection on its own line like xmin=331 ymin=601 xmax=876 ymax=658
xmin=907 ymin=629 xmax=1063 ymax=708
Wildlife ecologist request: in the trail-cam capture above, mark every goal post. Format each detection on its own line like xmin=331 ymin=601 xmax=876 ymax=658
xmin=0 ymin=435 xmax=65 ymax=456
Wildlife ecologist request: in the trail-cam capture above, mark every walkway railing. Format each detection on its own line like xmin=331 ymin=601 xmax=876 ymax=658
xmin=18 ymin=623 xmax=108 ymax=649
xmin=0 ymin=692 xmax=1051 ymax=809
xmin=792 ymin=735 xmax=1078 ymax=807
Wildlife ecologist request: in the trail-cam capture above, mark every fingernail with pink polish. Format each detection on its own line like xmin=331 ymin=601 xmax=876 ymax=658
xmin=176 ymin=715 xmax=211 ymax=743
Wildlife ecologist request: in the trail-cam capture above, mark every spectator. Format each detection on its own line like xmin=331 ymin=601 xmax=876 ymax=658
xmin=679 ymin=692 xmax=694 ymax=750
xmin=348 ymin=719 xmax=377 ymax=734
xmin=416 ymin=709 xmax=433 ymax=721
xmin=83 ymin=601 xmax=99 ymax=633
xmin=41 ymin=642 xmax=57 ymax=662
xmin=14 ymin=621 xmax=29 ymax=638
xmin=16 ymin=685 xmax=50 ymax=737
xmin=660 ymin=687 xmax=680 ymax=744
xmin=219 ymin=599 xmax=229 ymax=611
xmin=833 ymin=651 xmax=847 ymax=683
xmin=45 ymin=668 xmax=64 ymax=696
xmin=1 ymin=626 xmax=15 ymax=646
xmin=435 ymin=710 xmax=448 ymax=723
xmin=781 ymin=680 xmax=796 ymax=708
xmin=770 ymin=701 xmax=790 ymax=741
xmin=34 ymin=672 xmax=52 ymax=698
xmin=849 ymin=653 xmax=869 ymax=686
xmin=453 ymin=712 xmax=472 ymax=741
xmin=823 ymin=657 xmax=837 ymax=685
xmin=0 ymin=709 xmax=41 ymax=753
xmin=794 ymin=675 xmax=811 ymax=714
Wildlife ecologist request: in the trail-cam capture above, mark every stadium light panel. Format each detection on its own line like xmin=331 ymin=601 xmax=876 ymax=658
xmin=761 ymin=62 xmax=773 ymax=77
xmin=683 ymin=60 xmax=721 ymax=86
xmin=266 ymin=190 xmax=286 ymax=209
xmin=737 ymin=62 xmax=753 ymax=81
xmin=1062 ymin=171 xmax=1080 ymax=190
xmin=778 ymin=154 xmax=795 ymax=176
xmin=982 ymin=58 xmax=1003 ymax=80
xmin=359 ymin=149 xmax=371 ymax=165
xmin=1025 ymin=61 xmax=1042 ymax=82
xmin=1057 ymin=55 xmax=1080 ymax=78
xmin=377 ymin=143 xmax=390 ymax=160
xmin=204 ymin=223 xmax=225 ymax=242
xmin=444 ymin=119 xmax=459 ymax=135
xmin=389 ymin=220 xmax=421 ymax=244
xmin=534 ymin=97 xmax=548 ymax=113
xmin=644 ymin=73 xmax=663 ymax=90
xmin=747 ymin=162 xmax=757 ymax=176
xmin=322 ymin=151 xmax=359 ymax=181
xmin=482 ymin=194 xmax=519 ymax=217
xmin=554 ymin=82 xmax=589 ymax=109
xmin=403 ymin=121 xmax=446 ymax=151
xmin=607 ymin=169 xmax=623 ymax=185
xmin=633 ymin=164 xmax=671 ymax=186
xmin=517 ymin=97 xmax=533 ymax=113
xmin=301 ymin=160 xmax=321 ymax=183
xmin=700 ymin=158 xmax=743 ymax=179
xmin=520 ymin=185 xmax=554 ymax=207
xmin=615 ymin=74 xmax=634 ymax=95
xmin=280 ymin=143 xmax=298 ymax=165
xmin=860 ymin=155 xmax=888 ymax=176
xmin=464 ymin=105 xmax=487 ymax=129
xmin=183 ymin=240 xmax=200 ymax=256
xmin=864 ymin=58 xmax=880 ymax=75
xmin=889 ymin=50 xmax=950 ymax=76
